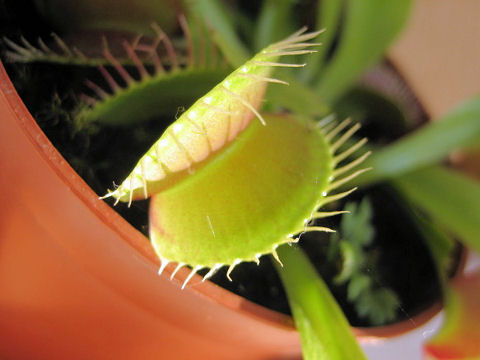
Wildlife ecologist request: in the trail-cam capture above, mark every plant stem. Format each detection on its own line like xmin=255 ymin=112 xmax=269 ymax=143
xmin=275 ymin=244 xmax=367 ymax=360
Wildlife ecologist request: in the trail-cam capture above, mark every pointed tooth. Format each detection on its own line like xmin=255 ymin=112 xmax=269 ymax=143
xmin=272 ymin=247 xmax=283 ymax=267
xmin=330 ymin=123 xmax=361 ymax=153
xmin=304 ymin=226 xmax=336 ymax=233
xmin=280 ymin=42 xmax=322 ymax=50
xmin=202 ymin=263 xmax=223 ymax=282
xmin=317 ymin=114 xmax=336 ymax=129
xmin=263 ymin=50 xmax=317 ymax=58
xmin=334 ymin=138 xmax=367 ymax=164
xmin=127 ymin=175 xmax=134 ymax=207
xmin=333 ymin=151 xmax=371 ymax=178
xmin=226 ymin=259 xmax=241 ymax=281
xmin=113 ymin=196 xmax=121 ymax=206
xmin=99 ymin=190 xmax=115 ymax=200
xmin=237 ymin=73 xmax=289 ymax=85
xmin=157 ymin=259 xmax=169 ymax=275
xmin=325 ymin=118 xmax=351 ymax=142
xmin=319 ymin=188 xmax=358 ymax=207
xmin=321 ymin=120 xmax=338 ymax=134
xmin=273 ymin=28 xmax=325 ymax=48
xmin=170 ymin=262 xmax=185 ymax=280
xmin=181 ymin=266 xmax=201 ymax=289
xmin=269 ymin=27 xmax=308 ymax=49
xmin=252 ymin=61 xmax=306 ymax=68
xmin=327 ymin=168 xmax=372 ymax=192
xmin=285 ymin=26 xmax=309 ymax=39
xmin=311 ymin=210 xmax=349 ymax=219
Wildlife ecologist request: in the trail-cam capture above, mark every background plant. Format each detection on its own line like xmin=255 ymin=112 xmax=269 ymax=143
xmin=328 ymin=199 xmax=400 ymax=326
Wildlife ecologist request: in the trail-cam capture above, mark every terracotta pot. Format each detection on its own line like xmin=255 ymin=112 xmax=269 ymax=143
xmin=0 ymin=60 xmax=304 ymax=360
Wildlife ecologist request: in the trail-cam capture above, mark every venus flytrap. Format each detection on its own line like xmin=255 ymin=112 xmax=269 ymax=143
xmin=101 ymin=28 xmax=323 ymax=203
xmin=4 ymin=18 xmax=231 ymax=130
xmin=102 ymin=29 xmax=369 ymax=288
xmin=75 ymin=17 xmax=230 ymax=128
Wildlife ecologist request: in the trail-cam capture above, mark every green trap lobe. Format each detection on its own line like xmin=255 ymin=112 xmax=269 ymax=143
xmin=77 ymin=68 xmax=229 ymax=126
xmin=149 ymin=114 xmax=333 ymax=268
xmin=109 ymin=30 xmax=321 ymax=203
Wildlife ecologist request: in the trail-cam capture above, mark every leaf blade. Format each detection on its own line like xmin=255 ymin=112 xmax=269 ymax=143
xmin=187 ymin=0 xmax=250 ymax=67
xmin=276 ymin=245 xmax=367 ymax=360
xmin=360 ymin=96 xmax=480 ymax=185
xmin=394 ymin=166 xmax=480 ymax=253
xmin=316 ymin=0 xmax=413 ymax=102
xmin=301 ymin=0 xmax=344 ymax=82
xmin=254 ymin=0 xmax=297 ymax=51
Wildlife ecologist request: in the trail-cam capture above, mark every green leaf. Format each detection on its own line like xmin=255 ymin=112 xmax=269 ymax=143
xmin=301 ymin=0 xmax=344 ymax=82
xmin=184 ymin=14 xmax=225 ymax=69
xmin=347 ymin=273 xmax=371 ymax=301
xmin=254 ymin=0 xmax=297 ymax=51
xmin=360 ymin=96 xmax=480 ymax=185
xmin=355 ymin=288 xmax=399 ymax=326
xmin=276 ymin=245 xmax=367 ymax=360
xmin=334 ymin=241 xmax=359 ymax=284
xmin=316 ymin=0 xmax=413 ymax=103
xmin=187 ymin=0 xmax=250 ymax=67
xmin=394 ymin=166 xmax=480 ymax=254
xmin=341 ymin=200 xmax=374 ymax=246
